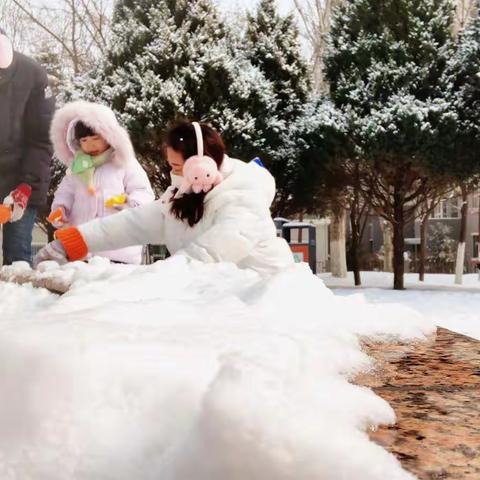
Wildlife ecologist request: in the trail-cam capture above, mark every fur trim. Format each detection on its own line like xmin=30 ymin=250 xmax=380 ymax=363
xmin=50 ymin=101 xmax=136 ymax=167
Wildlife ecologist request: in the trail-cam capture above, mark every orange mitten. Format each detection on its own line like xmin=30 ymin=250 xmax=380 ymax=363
xmin=0 ymin=205 xmax=12 ymax=225
xmin=48 ymin=207 xmax=66 ymax=228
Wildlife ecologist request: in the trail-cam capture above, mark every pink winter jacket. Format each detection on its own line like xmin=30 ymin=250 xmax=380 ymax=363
xmin=50 ymin=101 xmax=155 ymax=264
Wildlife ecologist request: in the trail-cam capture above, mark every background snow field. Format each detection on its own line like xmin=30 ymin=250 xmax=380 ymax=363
xmin=321 ymin=272 xmax=480 ymax=340
xmin=0 ymin=258 xmax=433 ymax=479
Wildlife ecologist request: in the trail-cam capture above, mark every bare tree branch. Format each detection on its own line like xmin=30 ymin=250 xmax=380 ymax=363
xmin=9 ymin=0 xmax=112 ymax=88
xmin=77 ymin=0 xmax=109 ymax=48
xmin=455 ymin=0 xmax=478 ymax=32
xmin=12 ymin=0 xmax=77 ymax=61
xmin=294 ymin=0 xmax=344 ymax=91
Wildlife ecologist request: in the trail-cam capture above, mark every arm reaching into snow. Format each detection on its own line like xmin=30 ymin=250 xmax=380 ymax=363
xmin=80 ymin=200 xmax=165 ymax=252
xmin=54 ymin=200 xmax=166 ymax=261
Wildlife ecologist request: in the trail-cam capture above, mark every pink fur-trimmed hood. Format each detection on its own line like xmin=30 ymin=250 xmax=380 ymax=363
xmin=50 ymin=101 xmax=136 ymax=167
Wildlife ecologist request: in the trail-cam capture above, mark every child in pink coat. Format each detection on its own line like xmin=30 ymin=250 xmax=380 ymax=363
xmin=49 ymin=101 xmax=155 ymax=264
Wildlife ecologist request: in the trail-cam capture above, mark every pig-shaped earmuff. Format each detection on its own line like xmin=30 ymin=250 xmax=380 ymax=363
xmin=179 ymin=122 xmax=223 ymax=195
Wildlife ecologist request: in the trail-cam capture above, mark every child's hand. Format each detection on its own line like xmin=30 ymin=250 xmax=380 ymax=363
xmin=48 ymin=207 xmax=67 ymax=228
xmin=33 ymin=240 xmax=68 ymax=268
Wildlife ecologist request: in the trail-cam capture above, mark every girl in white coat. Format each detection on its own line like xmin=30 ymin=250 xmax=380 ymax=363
xmin=34 ymin=121 xmax=294 ymax=274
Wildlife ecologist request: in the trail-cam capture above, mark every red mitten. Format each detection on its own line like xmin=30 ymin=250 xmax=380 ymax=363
xmin=3 ymin=183 xmax=32 ymax=222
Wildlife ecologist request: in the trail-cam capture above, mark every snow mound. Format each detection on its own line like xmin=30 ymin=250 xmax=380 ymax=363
xmin=0 ymin=258 xmax=432 ymax=479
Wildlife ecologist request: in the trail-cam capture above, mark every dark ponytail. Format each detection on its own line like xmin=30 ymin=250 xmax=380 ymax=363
xmin=165 ymin=121 xmax=226 ymax=227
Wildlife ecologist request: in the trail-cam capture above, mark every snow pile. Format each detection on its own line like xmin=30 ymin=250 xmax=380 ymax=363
xmin=0 ymin=258 xmax=433 ymax=479
xmin=0 ymin=260 xmax=75 ymax=293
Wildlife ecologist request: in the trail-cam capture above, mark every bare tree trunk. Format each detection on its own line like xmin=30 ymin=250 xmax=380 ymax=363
xmin=392 ymin=190 xmax=405 ymax=290
xmin=350 ymin=208 xmax=361 ymax=286
xmin=330 ymin=208 xmax=347 ymax=278
xmin=478 ymin=189 xmax=480 ymax=281
xmin=419 ymin=216 xmax=428 ymax=282
xmin=455 ymin=187 xmax=468 ymax=285
xmin=349 ymin=165 xmax=362 ymax=286
xmin=382 ymin=221 xmax=393 ymax=272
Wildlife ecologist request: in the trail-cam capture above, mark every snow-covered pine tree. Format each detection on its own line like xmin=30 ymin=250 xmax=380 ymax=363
xmin=276 ymin=97 xmax=351 ymax=279
xmin=324 ymin=0 xmax=456 ymax=290
xmin=442 ymin=12 xmax=480 ymax=284
xmin=71 ymin=0 xmax=275 ymax=191
xmin=34 ymin=41 xmax=65 ymax=98
xmin=244 ymin=0 xmax=310 ymax=205
xmin=444 ymin=11 xmax=480 ymax=171
xmin=278 ymin=99 xmax=346 ymax=215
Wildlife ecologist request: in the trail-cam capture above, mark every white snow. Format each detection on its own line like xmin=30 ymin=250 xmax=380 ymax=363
xmin=321 ymin=271 xmax=480 ymax=340
xmin=320 ymin=271 xmax=480 ymax=290
xmin=0 ymin=258 xmax=435 ymax=480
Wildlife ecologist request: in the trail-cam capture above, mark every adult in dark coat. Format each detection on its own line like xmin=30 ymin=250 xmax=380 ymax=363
xmin=0 ymin=27 xmax=55 ymax=265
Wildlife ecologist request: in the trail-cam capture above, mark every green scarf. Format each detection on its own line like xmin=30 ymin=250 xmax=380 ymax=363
xmin=71 ymin=148 xmax=112 ymax=191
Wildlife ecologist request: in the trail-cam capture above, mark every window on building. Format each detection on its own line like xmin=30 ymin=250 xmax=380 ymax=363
xmin=431 ymin=201 xmax=442 ymax=219
xmin=431 ymin=198 xmax=461 ymax=219
xmin=473 ymin=194 xmax=480 ymax=209
xmin=473 ymin=235 xmax=479 ymax=258
xmin=442 ymin=200 xmax=448 ymax=218
xmin=449 ymin=198 xmax=460 ymax=218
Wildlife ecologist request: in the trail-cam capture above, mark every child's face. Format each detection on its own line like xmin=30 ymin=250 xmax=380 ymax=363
xmin=166 ymin=147 xmax=185 ymax=176
xmin=79 ymin=135 xmax=110 ymax=156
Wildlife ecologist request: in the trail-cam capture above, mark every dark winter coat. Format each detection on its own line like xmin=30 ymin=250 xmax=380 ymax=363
xmin=0 ymin=52 xmax=55 ymax=206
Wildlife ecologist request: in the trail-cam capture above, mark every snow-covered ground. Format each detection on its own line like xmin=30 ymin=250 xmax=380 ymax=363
xmin=321 ymin=272 xmax=480 ymax=340
xmin=319 ymin=271 xmax=480 ymax=290
xmin=0 ymin=259 xmax=435 ymax=480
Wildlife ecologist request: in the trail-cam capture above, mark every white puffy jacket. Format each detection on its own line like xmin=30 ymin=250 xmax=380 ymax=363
xmin=78 ymin=156 xmax=294 ymax=274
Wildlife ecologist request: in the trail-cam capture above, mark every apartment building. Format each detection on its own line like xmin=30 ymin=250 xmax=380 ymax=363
xmin=356 ymin=192 xmax=480 ymax=273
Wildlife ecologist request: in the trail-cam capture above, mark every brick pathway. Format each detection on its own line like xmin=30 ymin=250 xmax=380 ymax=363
xmin=358 ymin=328 xmax=480 ymax=479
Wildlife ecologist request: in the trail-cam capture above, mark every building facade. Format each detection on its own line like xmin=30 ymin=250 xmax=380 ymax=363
xmin=356 ymin=192 xmax=480 ymax=273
